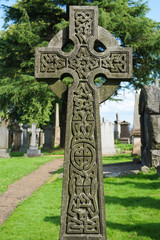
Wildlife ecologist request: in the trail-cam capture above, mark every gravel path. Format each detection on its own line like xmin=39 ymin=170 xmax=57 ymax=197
xmin=103 ymin=161 xmax=142 ymax=177
xmin=0 ymin=158 xmax=64 ymax=226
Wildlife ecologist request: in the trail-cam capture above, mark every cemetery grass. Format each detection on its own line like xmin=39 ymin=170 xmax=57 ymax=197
xmin=0 ymin=169 xmax=159 ymax=240
xmin=103 ymin=153 xmax=133 ymax=164
xmin=41 ymin=146 xmax=64 ymax=155
xmin=0 ymin=155 xmax=63 ymax=195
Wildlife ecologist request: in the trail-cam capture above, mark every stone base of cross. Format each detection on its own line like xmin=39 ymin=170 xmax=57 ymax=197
xmin=24 ymin=123 xmax=43 ymax=157
xmin=35 ymin=5 xmax=132 ymax=240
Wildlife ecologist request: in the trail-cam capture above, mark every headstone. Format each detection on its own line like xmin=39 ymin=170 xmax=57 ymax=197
xmin=131 ymin=92 xmax=141 ymax=156
xmin=39 ymin=129 xmax=44 ymax=147
xmin=119 ymin=120 xmax=130 ymax=143
xmin=25 ymin=123 xmax=43 ymax=157
xmin=54 ymin=103 xmax=60 ymax=146
xmin=139 ymin=85 xmax=160 ymax=167
xmin=20 ymin=124 xmax=30 ymax=152
xmin=11 ymin=122 xmax=22 ymax=151
xmin=114 ymin=113 xmax=121 ymax=140
xmin=101 ymin=119 xmax=116 ymax=155
xmin=43 ymin=126 xmax=54 ymax=149
xmin=0 ymin=120 xmax=10 ymax=158
xmin=35 ymin=6 xmax=132 ymax=240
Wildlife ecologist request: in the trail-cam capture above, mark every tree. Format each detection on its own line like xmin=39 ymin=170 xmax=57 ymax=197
xmin=0 ymin=0 xmax=160 ymax=145
xmin=0 ymin=0 xmax=66 ymax=127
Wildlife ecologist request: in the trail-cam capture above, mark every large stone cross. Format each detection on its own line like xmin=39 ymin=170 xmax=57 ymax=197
xmin=35 ymin=6 xmax=132 ymax=240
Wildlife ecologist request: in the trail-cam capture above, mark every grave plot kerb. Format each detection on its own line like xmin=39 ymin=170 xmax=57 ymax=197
xmin=35 ymin=6 xmax=132 ymax=240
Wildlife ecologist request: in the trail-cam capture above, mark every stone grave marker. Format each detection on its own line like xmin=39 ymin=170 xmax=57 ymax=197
xmin=43 ymin=126 xmax=54 ymax=149
xmin=20 ymin=124 xmax=30 ymax=152
xmin=0 ymin=120 xmax=10 ymax=158
xmin=131 ymin=92 xmax=141 ymax=156
xmin=119 ymin=120 xmax=130 ymax=143
xmin=139 ymin=83 xmax=160 ymax=167
xmin=25 ymin=123 xmax=43 ymax=157
xmin=54 ymin=103 xmax=60 ymax=146
xmin=101 ymin=119 xmax=116 ymax=155
xmin=114 ymin=113 xmax=121 ymax=140
xmin=39 ymin=129 xmax=44 ymax=147
xmin=11 ymin=122 xmax=22 ymax=151
xmin=35 ymin=6 xmax=132 ymax=240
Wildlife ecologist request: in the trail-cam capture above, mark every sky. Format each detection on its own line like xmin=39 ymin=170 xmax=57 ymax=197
xmin=0 ymin=0 xmax=160 ymax=128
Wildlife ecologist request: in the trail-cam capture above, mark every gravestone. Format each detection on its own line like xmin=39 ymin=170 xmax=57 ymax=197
xmin=54 ymin=103 xmax=60 ymax=146
xmin=0 ymin=120 xmax=10 ymax=158
xmin=35 ymin=6 xmax=132 ymax=240
xmin=101 ymin=119 xmax=116 ymax=155
xmin=25 ymin=123 xmax=43 ymax=157
xmin=131 ymin=92 xmax=141 ymax=156
xmin=139 ymin=85 xmax=160 ymax=167
xmin=39 ymin=129 xmax=44 ymax=147
xmin=43 ymin=126 xmax=54 ymax=149
xmin=11 ymin=122 xmax=22 ymax=151
xmin=20 ymin=124 xmax=30 ymax=152
xmin=119 ymin=120 xmax=130 ymax=143
xmin=114 ymin=113 xmax=121 ymax=140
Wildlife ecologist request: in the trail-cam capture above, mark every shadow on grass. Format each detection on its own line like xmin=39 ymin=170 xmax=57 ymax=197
xmin=49 ymin=167 xmax=64 ymax=175
xmin=10 ymin=152 xmax=24 ymax=157
xmin=105 ymin=179 xmax=160 ymax=190
xmin=104 ymin=173 xmax=160 ymax=190
xmin=103 ymin=154 xmax=133 ymax=161
xmin=105 ymin=195 xmax=160 ymax=209
xmin=44 ymin=215 xmax=60 ymax=226
xmin=107 ymin=221 xmax=160 ymax=240
xmin=41 ymin=146 xmax=64 ymax=155
xmin=120 ymin=172 xmax=160 ymax=181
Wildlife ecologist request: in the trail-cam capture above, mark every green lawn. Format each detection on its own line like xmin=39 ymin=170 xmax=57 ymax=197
xmin=103 ymin=153 xmax=133 ymax=164
xmin=0 ymin=155 xmax=63 ymax=195
xmin=41 ymin=147 xmax=64 ymax=156
xmin=0 ymin=169 xmax=159 ymax=240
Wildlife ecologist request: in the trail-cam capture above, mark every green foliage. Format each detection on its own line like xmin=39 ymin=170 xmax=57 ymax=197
xmin=0 ymin=0 xmax=160 ymax=124
xmin=0 ymin=0 xmax=66 ymax=126
xmin=0 ymin=169 xmax=159 ymax=239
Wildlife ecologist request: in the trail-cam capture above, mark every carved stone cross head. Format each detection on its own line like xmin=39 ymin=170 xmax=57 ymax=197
xmin=35 ymin=6 xmax=132 ymax=102
xmin=35 ymin=6 xmax=132 ymax=240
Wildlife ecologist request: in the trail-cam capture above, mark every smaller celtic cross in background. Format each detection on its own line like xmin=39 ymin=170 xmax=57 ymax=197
xmin=25 ymin=123 xmax=42 ymax=157
xmin=28 ymin=123 xmax=40 ymax=148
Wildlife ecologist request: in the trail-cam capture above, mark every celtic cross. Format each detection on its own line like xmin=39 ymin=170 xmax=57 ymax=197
xmin=35 ymin=6 xmax=132 ymax=240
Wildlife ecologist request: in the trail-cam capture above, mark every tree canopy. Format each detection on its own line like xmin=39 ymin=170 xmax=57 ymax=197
xmin=0 ymin=0 xmax=160 ymax=126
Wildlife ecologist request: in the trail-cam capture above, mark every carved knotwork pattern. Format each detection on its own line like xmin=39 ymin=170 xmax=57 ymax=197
xmin=75 ymin=10 xmax=94 ymax=44
xmin=69 ymin=47 xmax=99 ymax=79
xmin=39 ymin=51 xmax=128 ymax=75
xmin=67 ymin=82 xmax=100 ymax=234
xmin=40 ymin=53 xmax=66 ymax=72
xmin=102 ymin=53 xmax=127 ymax=73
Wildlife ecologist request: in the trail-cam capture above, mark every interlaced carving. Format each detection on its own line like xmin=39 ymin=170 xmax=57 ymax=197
xmin=69 ymin=47 xmax=99 ymax=78
xmin=40 ymin=53 xmax=66 ymax=72
xmin=75 ymin=10 xmax=94 ymax=44
xmin=102 ymin=53 xmax=127 ymax=73
xmin=67 ymin=82 xmax=100 ymax=234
